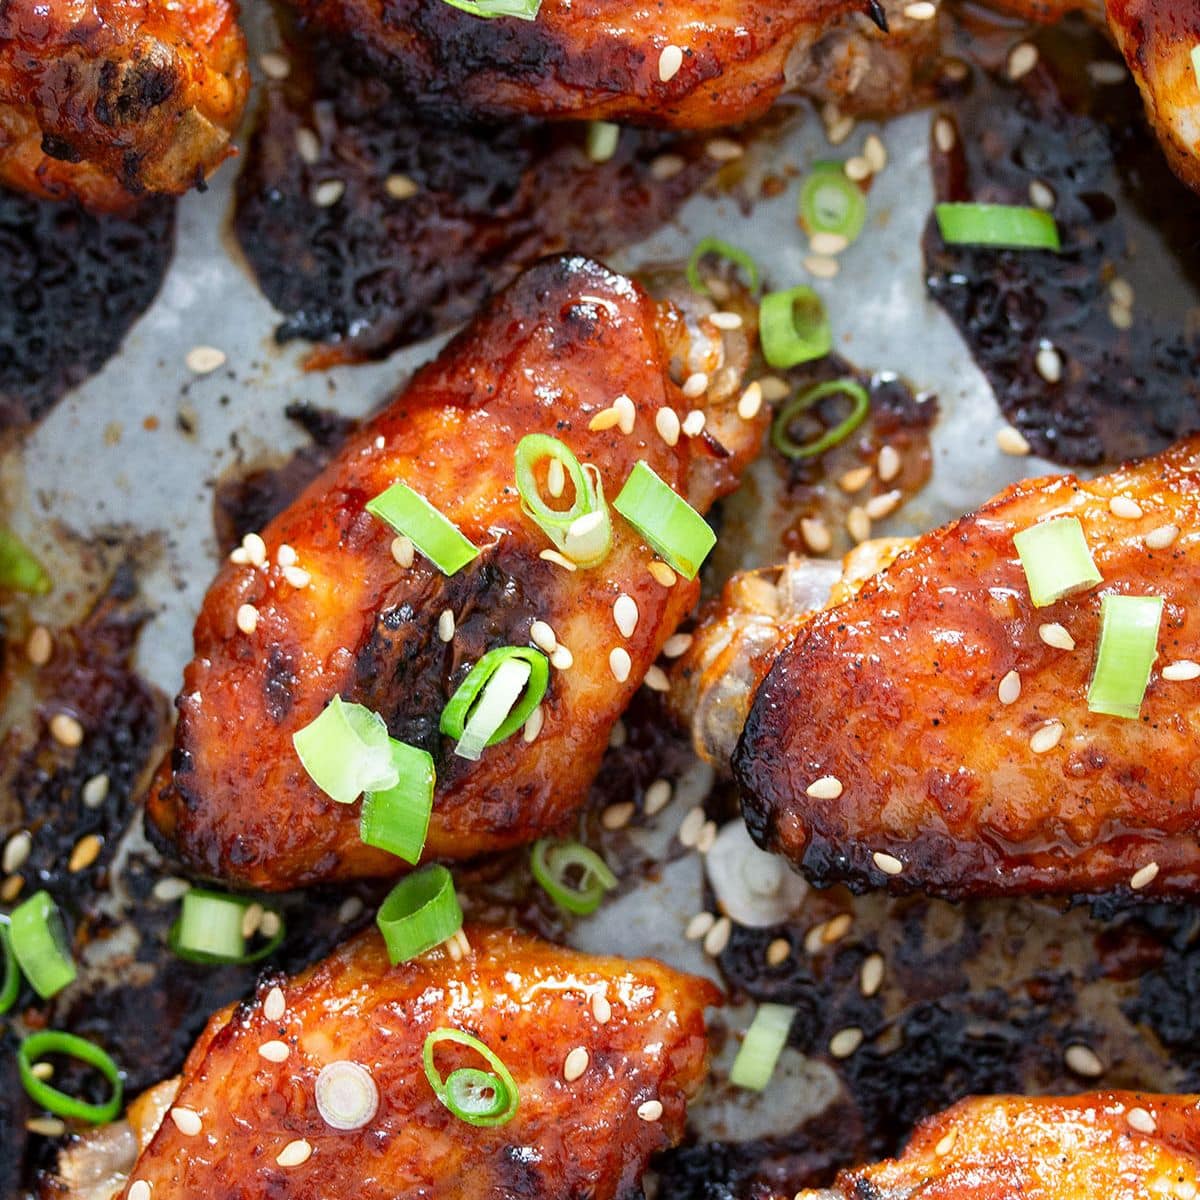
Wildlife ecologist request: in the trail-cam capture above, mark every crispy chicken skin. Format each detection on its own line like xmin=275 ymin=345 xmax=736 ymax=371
xmin=287 ymin=0 xmax=943 ymax=126
xmin=147 ymin=255 xmax=766 ymax=890
xmin=734 ymin=438 xmax=1200 ymax=898
xmin=0 ymin=0 xmax=249 ymax=211
xmin=799 ymin=1093 xmax=1200 ymax=1200
xmin=109 ymin=925 xmax=719 ymax=1200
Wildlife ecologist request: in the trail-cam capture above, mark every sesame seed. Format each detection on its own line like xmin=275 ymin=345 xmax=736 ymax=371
xmin=26 ymin=626 xmax=52 ymax=666
xmin=3 ymin=832 xmax=31 ymax=875
xmin=800 ymin=517 xmax=833 ymax=554
xmin=338 ymin=896 xmax=364 ymax=924
xmin=1110 ymin=278 xmax=1135 ymax=308
xmin=242 ymin=532 xmax=267 ymax=566
xmin=49 ymin=713 xmax=84 ymax=747
xmin=737 ymin=382 xmax=763 ymax=421
xmin=391 ymin=535 xmax=415 ymax=568
xmin=806 ymin=775 xmax=844 ymax=800
xmin=644 ymin=779 xmax=672 ymax=815
xmin=241 ymin=903 xmax=264 ymax=939
xmin=277 ymin=543 xmax=297 ymax=567
xmin=609 ymin=647 xmax=632 ymax=683
xmin=876 ymin=445 xmax=901 ymax=483
xmin=1109 ymin=495 xmax=1143 ymax=520
xmin=277 ymin=1139 xmax=313 ymax=1167
xmin=823 ymin=913 xmax=853 ymax=944
xmin=1039 ymin=623 xmax=1075 ymax=651
xmin=563 ymin=1047 xmax=590 ymax=1081
xmin=804 ymin=254 xmax=840 ymax=279
xmin=613 ymin=594 xmax=639 ymax=638
xmin=609 ymin=720 xmax=628 ymax=748
xmin=1035 ymin=344 xmax=1063 ymax=384
xmin=1131 ymin=862 xmax=1160 ymax=890
xmin=592 ymin=992 xmax=612 ymax=1023
xmin=1163 ymin=661 xmax=1200 ymax=682
xmin=1030 ymin=720 xmax=1065 ymax=753
xmin=829 ymin=1027 xmax=864 ymax=1058
xmin=295 ymin=127 xmax=321 ymax=163
xmin=69 ymin=834 xmax=102 ymax=873
xmin=153 ymin=876 xmax=190 ymax=902
xmin=1029 ymin=179 xmax=1056 ymax=210
xmin=873 ymin=850 xmax=904 ymax=876
xmin=613 ymin=393 xmax=637 ymax=435
xmin=935 ymin=1129 xmax=957 ymax=1156
xmin=804 ymin=922 xmax=828 ymax=955
xmin=1088 ymin=60 xmax=1127 ymax=84
xmin=230 ymin=546 xmax=249 ymax=564
xmin=259 ymin=1040 xmax=290 ymax=1063
xmin=81 ymin=772 xmax=110 ymax=809
xmin=703 ymin=916 xmax=732 ymax=957
xmin=655 ymin=407 xmax=681 ymax=446
xmin=996 ymin=426 xmax=1032 ymax=456
xmin=863 ymin=134 xmax=887 ymax=174
xmin=865 ymin=490 xmax=902 ymax=521
xmin=313 ymin=179 xmax=345 ymax=207
xmin=658 ymin=44 xmax=684 ymax=83
xmin=523 ymin=705 xmax=544 ymax=743
xmin=1007 ymin=41 xmax=1039 ymax=80
xmin=709 ymin=310 xmax=743 ymax=330
xmin=1109 ymin=303 xmax=1134 ymax=330
xmin=588 ymin=407 xmax=622 ymax=432
xmin=236 ymin=604 xmax=259 ymax=635
xmin=759 ymin=376 xmax=790 ymax=401
xmin=644 ymin=665 xmax=670 ymax=692
xmin=128 ymin=1181 xmax=153 ymax=1200
xmin=839 ymin=465 xmax=872 ymax=493
xmin=638 ymin=1099 xmax=664 ymax=1122
xmin=685 ymin=911 xmax=715 ymax=940
xmin=823 ymin=102 xmax=855 ymax=146
xmin=998 ymin=670 xmax=1022 ymax=705
xmin=681 ymin=411 xmax=706 ymax=439
xmin=696 ymin=820 xmax=717 ymax=854
xmin=706 ymin=137 xmax=744 ymax=163
xmin=283 ymin=566 xmax=311 ymax=589
xmin=649 ymin=561 xmax=677 ymax=588
xmin=26 ymin=1117 xmax=66 ymax=1137
xmin=903 ymin=0 xmax=936 ymax=17
xmin=682 ymin=373 xmax=709 ymax=400
xmin=933 ymin=116 xmax=957 ymax=154
xmin=259 ymin=52 xmax=290 ymax=79
xmin=650 ymin=153 xmax=686 ymax=181
xmin=530 ymin=620 xmax=558 ymax=653
xmin=551 ymin=644 xmax=574 ymax=671
xmin=170 ymin=1107 xmax=202 ymax=1137
xmin=260 ymin=910 xmax=282 ymax=938
xmin=437 ymin=609 xmax=455 ymax=642
xmin=1064 ymin=1043 xmax=1104 ymax=1078
xmin=678 ymin=805 xmax=706 ymax=847
xmin=31 ymin=1061 xmax=53 ymax=1080
xmin=860 ymin=953 xmax=885 ymax=997
xmin=766 ymin=938 xmax=791 ymax=967
xmin=185 ymin=345 xmax=226 ymax=375
xmin=809 ymin=231 xmax=849 ymax=257
xmin=1 ymin=875 xmax=24 ymax=902
xmin=540 ymin=549 xmax=578 ymax=572
xmin=1127 ymin=1107 xmax=1156 ymax=1134
xmin=662 ymin=633 xmax=693 ymax=659
xmin=844 ymin=156 xmax=872 ymax=182
xmin=846 ymin=506 xmax=871 ymax=544
xmin=385 ymin=173 xmax=419 ymax=200
xmin=602 ymin=801 xmax=635 ymax=830
xmin=264 ymin=986 xmax=286 ymax=1022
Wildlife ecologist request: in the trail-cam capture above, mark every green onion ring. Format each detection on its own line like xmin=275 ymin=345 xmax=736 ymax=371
xmin=0 ymin=528 xmax=52 ymax=594
xmin=9 ymin=890 xmax=76 ymax=1000
xmin=934 ymin=202 xmax=1061 ymax=251
xmin=530 ymin=839 xmax=618 ymax=915
xmin=439 ymin=646 xmax=549 ymax=748
xmin=514 ymin=435 xmax=611 ymax=568
xmin=376 ymin=865 xmax=463 ymax=965
xmin=758 ymin=286 xmax=832 ymax=369
xmin=770 ymin=379 xmax=870 ymax=460
xmin=168 ymin=889 xmax=286 ymax=966
xmin=799 ymin=163 xmax=867 ymax=243
xmin=423 ymin=1028 xmax=520 ymax=1127
xmin=686 ymin=237 xmax=761 ymax=297
xmin=1087 ymin=594 xmax=1164 ymax=720
xmin=18 ymin=1030 xmax=124 ymax=1125
xmin=1012 ymin=517 xmax=1102 ymax=609
xmin=0 ymin=921 xmax=20 ymax=1014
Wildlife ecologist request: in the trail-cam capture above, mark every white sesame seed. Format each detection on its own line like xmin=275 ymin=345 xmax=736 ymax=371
xmin=1007 ymin=42 xmax=1039 ymax=81
xmin=170 ymin=1107 xmax=202 ymax=1137
xmin=609 ymin=647 xmax=632 ymax=683
xmin=823 ymin=913 xmax=853 ymax=944
xmin=391 ymin=535 xmax=415 ymax=568
xmin=1163 ymin=661 xmax=1200 ymax=682
xmin=29 ymin=1062 xmax=54 ymax=1080
xmin=588 ymin=407 xmax=621 ymax=432
xmin=759 ymin=376 xmax=790 ymax=402
xmin=1146 ymin=524 xmax=1179 ymax=550
xmin=230 ymin=546 xmax=250 ymax=564
xmin=563 ymin=1047 xmax=590 ymax=1082
xmin=860 ymin=953 xmax=885 ymax=997
xmin=313 ymin=179 xmax=345 ymax=207
xmin=79 ymin=774 xmax=109 ymax=810
xmin=1109 ymin=278 xmax=1135 ymax=308
xmin=385 ymin=173 xmax=419 ymax=200
xmin=1064 ymin=1043 xmax=1104 ymax=1077
xmin=613 ymin=393 xmax=637 ymax=435
xmin=437 ymin=609 xmax=455 ymax=642
xmin=696 ymin=820 xmax=717 ymax=854
xmin=551 ymin=644 xmax=574 ymax=671
xmin=49 ymin=713 xmax=84 ymax=747
xmin=3 ymin=832 xmax=31 ymax=875
xmin=634 ymin=782 xmax=669 ymax=821
xmin=1109 ymin=303 xmax=1134 ymax=330
xmin=830 ymin=1027 xmax=864 ymax=1058
xmin=804 ymin=254 xmax=840 ymax=279
xmin=185 ymin=345 xmax=226 ymax=375
xmin=839 ymin=466 xmax=873 ymax=493
xmin=996 ymin=426 xmax=1032 ymax=456
xmin=260 ymin=910 xmax=282 ymax=938
xmin=277 ymin=1139 xmax=313 ymax=1167
xmin=704 ymin=138 xmax=744 ymax=165
xmin=844 ymin=156 xmax=872 ymax=182
xmin=703 ymin=916 xmax=732 ymax=957
xmin=1030 ymin=720 xmax=1065 ymax=753
xmin=276 ymin=543 xmax=297 ymax=567
xmin=26 ymin=1117 xmax=66 ymax=1137
xmin=649 ymin=561 xmax=677 ymax=588
xmin=681 ymin=410 xmax=706 ymax=439
xmin=903 ymin=0 xmax=936 ymax=17
xmin=283 ymin=566 xmax=311 ymax=589
xmin=766 ymin=938 xmax=791 ymax=967
xmin=613 ymin=594 xmax=639 ymax=638
xmin=679 ymin=806 xmax=706 ymax=848
xmin=295 ymin=127 xmax=321 ymax=163
xmin=236 ymin=604 xmax=259 ymax=635
xmin=26 ymin=626 xmax=52 ymax=666
xmin=863 ymin=134 xmax=887 ymax=174
xmin=1029 ymin=179 xmax=1056 ymax=210
xmin=876 ymin=445 xmax=901 ymax=483
xmin=242 ymin=532 xmax=267 ymax=566
xmin=662 ymin=633 xmax=693 ymax=659
xmin=1088 ymin=59 xmax=1127 ymax=84
xmin=592 ymin=992 xmax=612 ymax=1023
xmin=709 ymin=310 xmax=744 ymax=330
xmin=650 ymin=153 xmax=686 ymax=181
xmin=1109 ymin=495 xmax=1143 ymax=520
xmin=644 ymin=665 xmax=670 ymax=692
xmin=242 ymin=903 xmax=264 ymax=939
xmin=685 ymin=912 xmax=714 ymax=940
xmin=800 ymin=517 xmax=833 ymax=554
xmin=846 ymin=506 xmax=871 ymax=544
xmin=1035 ymin=344 xmax=1063 ymax=384
xmin=530 ymin=620 xmax=558 ymax=654
xmin=865 ymin=490 xmax=902 ymax=521
xmin=1039 ymin=623 xmax=1076 ymax=651
xmin=655 ymin=407 xmax=681 ymax=447
xmin=804 ymin=923 xmax=829 ymax=955
xmin=998 ymin=670 xmax=1022 ymax=705
xmin=638 ymin=1099 xmax=664 ymax=1122
xmin=540 ymin=548 xmax=578 ymax=572
xmin=681 ymin=373 xmax=709 ymax=400
xmin=128 ymin=1181 xmax=153 ymax=1200
xmin=522 ymin=704 xmax=544 ymax=743
xmin=933 ymin=116 xmax=957 ymax=154
xmin=258 ymin=1040 xmax=290 ymax=1063
xmin=152 ymin=876 xmax=191 ymax=902
xmin=1130 ymin=862 xmax=1160 ymax=890
xmin=935 ymin=1130 xmax=957 ymax=1156
xmin=872 ymin=851 xmax=904 ymax=876
xmin=338 ymin=896 xmax=364 ymax=924
xmin=609 ymin=720 xmax=627 ymax=749
xmin=264 ymin=987 xmax=286 ymax=1022
xmin=806 ymin=775 xmax=844 ymax=800
xmin=1127 ymin=1107 xmax=1156 ymax=1134
xmin=737 ymin=382 xmax=763 ymax=421
xmin=809 ymin=231 xmax=849 ymax=257
xmin=259 ymin=52 xmax=290 ymax=79
xmin=658 ymin=44 xmax=684 ymax=83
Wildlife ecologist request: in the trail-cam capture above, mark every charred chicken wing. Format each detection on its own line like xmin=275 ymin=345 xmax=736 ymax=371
xmin=63 ymin=925 xmax=718 ymax=1199
xmin=0 ymin=0 xmax=249 ymax=211
xmin=799 ymin=1092 xmax=1200 ymax=1200
xmin=147 ymin=255 xmax=765 ymax=890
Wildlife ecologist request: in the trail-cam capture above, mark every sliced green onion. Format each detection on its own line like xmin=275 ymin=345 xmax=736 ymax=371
xmin=440 ymin=0 xmax=541 ymax=17
xmin=613 ymin=461 xmax=715 ymax=580
xmin=1013 ymin=517 xmax=1102 ymax=608
xmin=168 ymin=889 xmax=285 ymax=965
xmin=0 ymin=528 xmax=51 ymax=594
xmin=366 ymin=481 xmax=479 ymax=576
xmin=799 ymin=162 xmax=867 ymax=243
xmin=361 ymin=740 xmax=435 ymax=863
xmin=771 ymin=379 xmax=870 ymax=460
xmin=758 ymin=286 xmax=832 ymax=369
xmin=514 ymin=435 xmax=611 ymax=568
xmin=293 ymin=696 xmax=397 ymax=805
xmin=315 ymin=1060 xmax=379 ymax=1130
xmin=730 ymin=1003 xmax=794 ymax=1091
xmin=934 ymin=203 xmax=1061 ymax=251
xmin=1087 ymin=594 xmax=1163 ymax=720
xmin=530 ymin=840 xmax=618 ymax=915
xmin=376 ymin=865 xmax=463 ymax=964
xmin=18 ymin=1031 xmax=124 ymax=1125
xmin=9 ymin=890 xmax=76 ymax=1000
xmin=0 ymin=921 xmax=20 ymax=1014
xmin=586 ymin=121 xmax=621 ymax=163
xmin=686 ymin=237 xmax=761 ymax=297
xmin=439 ymin=646 xmax=549 ymax=759
xmin=423 ymin=1028 xmax=519 ymax=1127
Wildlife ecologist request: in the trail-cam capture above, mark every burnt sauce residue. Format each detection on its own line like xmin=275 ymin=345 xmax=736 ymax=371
xmin=233 ymin=34 xmax=717 ymax=368
xmin=924 ymin=19 xmax=1200 ymax=465
xmin=0 ymin=190 xmax=174 ymax=433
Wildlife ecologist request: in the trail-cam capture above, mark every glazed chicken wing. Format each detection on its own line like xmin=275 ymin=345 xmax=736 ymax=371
xmin=0 ymin=0 xmax=249 ymax=211
xmin=54 ymin=925 xmax=719 ymax=1200
xmin=800 ymin=1093 xmax=1200 ymax=1200
xmin=147 ymin=255 xmax=765 ymax=890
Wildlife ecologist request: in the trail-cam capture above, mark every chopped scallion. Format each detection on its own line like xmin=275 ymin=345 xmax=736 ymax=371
xmin=514 ymin=435 xmax=611 ymax=568
xmin=375 ymin=865 xmax=463 ymax=964
xmin=934 ymin=202 xmax=1061 ymax=251
xmin=440 ymin=0 xmax=541 ymax=17
xmin=771 ymin=378 xmax=870 ymax=460
xmin=1013 ymin=517 xmax=1102 ymax=608
xmin=9 ymin=890 xmax=76 ymax=1000
xmin=730 ymin=1003 xmax=794 ymax=1091
xmin=366 ymin=481 xmax=479 ymax=575
xmin=361 ymin=740 xmax=436 ymax=863
xmin=0 ymin=528 xmax=51 ymax=594
xmin=530 ymin=840 xmax=617 ymax=915
xmin=613 ymin=461 xmax=715 ymax=580
xmin=423 ymin=1028 xmax=519 ymax=1126
xmin=758 ymin=286 xmax=832 ymax=369
xmin=18 ymin=1031 xmax=123 ymax=1124
xmin=1087 ymin=594 xmax=1163 ymax=720
xmin=586 ymin=121 xmax=621 ymax=163
xmin=439 ymin=646 xmax=549 ymax=759
xmin=799 ymin=162 xmax=867 ymax=243
xmin=0 ymin=921 xmax=20 ymax=1014
xmin=686 ymin=237 xmax=760 ymax=297
xmin=293 ymin=696 xmax=397 ymax=805
xmin=169 ymin=889 xmax=285 ymax=965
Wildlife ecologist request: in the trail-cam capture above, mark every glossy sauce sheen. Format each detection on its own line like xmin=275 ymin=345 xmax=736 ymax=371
xmin=0 ymin=0 xmax=248 ymax=210
xmin=120 ymin=925 xmax=720 ymax=1199
xmin=148 ymin=255 xmax=766 ymax=889
xmin=736 ymin=438 xmax=1200 ymax=898
xmin=801 ymin=1093 xmax=1200 ymax=1199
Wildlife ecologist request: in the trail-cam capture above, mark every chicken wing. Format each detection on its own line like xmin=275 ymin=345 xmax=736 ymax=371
xmin=51 ymin=925 xmax=719 ymax=1200
xmin=799 ymin=1092 xmax=1200 ymax=1200
xmin=147 ymin=255 xmax=766 ymax=890
xmin=680 ymin=439 xmax=1200 ymax=898
xmin=0 ymin=0 xmax=249 ymax=211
